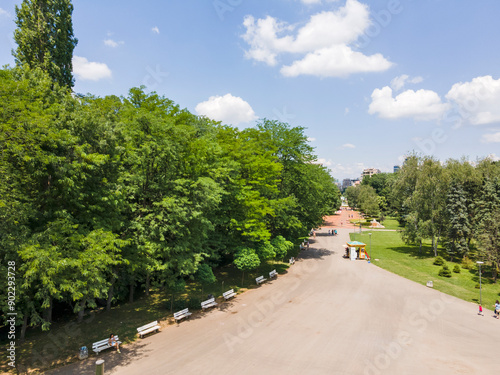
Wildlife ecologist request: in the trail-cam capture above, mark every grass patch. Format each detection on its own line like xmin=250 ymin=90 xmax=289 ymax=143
xmin=0 ymin=258 xmax=293 ymax=374
xmin=350 ymin=231 xmax=500 ymax=310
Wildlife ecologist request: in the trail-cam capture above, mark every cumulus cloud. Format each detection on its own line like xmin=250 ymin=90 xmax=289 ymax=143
xmin=195 ymin=94 xmax=258 ymax=126
xmin=391 ymin=74 xmax=423 ymax=91
xmin=152 ymin=26 xmax=160 ymax=34
xmin=368 ymin=86 xmax=450 ymax=120
xmin=242 ymin=0 xmax=392 ymax=77
xmin=341 ymin=143 xmax=356 ymax=149
xmin=281 ymin=44 xmax=392 ymax=78
xmin=308 ymin=137 xmax=316 ymax=142
xmin=314 ymin=158 xmax=333 ymax=166
xmin=73 ymin=56 xmax=112 ymax=81
xmin=446 ymin=76 xmax=500 ymax=125
xmin=0 ymin=8 xmax=11 ymax=17
xmin=486 ymin=153 xmax=500 ymax=161
xmin=104 ymin=39 xmax=124 ymax=48
xmin=481 ymin=131 xmax=500 ymax=143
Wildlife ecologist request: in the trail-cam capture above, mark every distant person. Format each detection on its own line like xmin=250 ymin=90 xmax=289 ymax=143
xmin=109 ymin=333 xmax=120 ymax=353
xmin=478 ymin=304 xmax=483 ymax=316
xmin=328 ymin=229 xmax=331 ymax=235
xmin=495 ymin=300 xmax=500 ymax=319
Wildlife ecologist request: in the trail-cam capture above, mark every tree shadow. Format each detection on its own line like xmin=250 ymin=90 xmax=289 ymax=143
xmin=386 ymin=244 xmax=438 ymax=260
xmin=299 ymin=247 xmax=335 ymax=260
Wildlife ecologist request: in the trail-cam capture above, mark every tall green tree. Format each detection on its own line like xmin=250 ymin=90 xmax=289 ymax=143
xmin=445 ymin=182 xmax=470 ymax=261
xmin=13 ymin=0 xmax=78 ymax=88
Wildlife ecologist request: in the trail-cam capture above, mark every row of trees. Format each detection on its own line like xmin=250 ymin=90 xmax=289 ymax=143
xmin=346 ymin=156 xmax=500 ymax=280
xmin=0 ymin=67 xmax=340 ymax=339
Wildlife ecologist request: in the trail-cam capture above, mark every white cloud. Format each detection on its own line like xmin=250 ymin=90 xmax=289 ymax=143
xmin=341 ymin=143 xmax=356 ymax=149
xmin=280 ymin=44 xmax=391 ymax=78
xmin=344 ymin=107 xmax=350 ymax=115
xmin=368 ymin=86 xmax=450 ymax=121
xmin=391 ymin=74 xmax=423 ymax=91
xmin=308 ymin=137 xmax=316 ymax=142
xmin=152 ymin=26 xmax=160 ymax=34
xmin=0 ymin=8 xmax=11 ymax=17
xmin=104 ymin=39 xmax=124 ymax=48
xmin=195 ymin=94 xmax=258 ymax=126
xmin=481 ymin=131 xmax=500 ymax=143
xmin=446 ymin=76 xmax=500 ymax=125
xmin=314 ymin=158 xmax=333 ymax=166
xmin=242 ymin=0 xmax=392 ymax=77
xmin=486 ymin=153 xmax=500 ymax=161
xmin=73 ymin=56 xmax=112 ymax=81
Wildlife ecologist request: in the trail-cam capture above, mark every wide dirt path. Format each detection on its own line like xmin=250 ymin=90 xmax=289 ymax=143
xmin=50 ymin=228 xmax=499 ymax=375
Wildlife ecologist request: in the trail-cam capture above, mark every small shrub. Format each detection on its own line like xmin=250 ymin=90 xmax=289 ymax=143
xmin=438 ymin=265 xmax=452 ymax=277
xmin=453 ymin=265 xmax=461 ymax=273
xmin=461 ymin=256 xmax=474 ymax=270
xmin=433 ymin=256 xmax=445 ymax=266
xmin=475 ymin=283 xmax=480 ymax=289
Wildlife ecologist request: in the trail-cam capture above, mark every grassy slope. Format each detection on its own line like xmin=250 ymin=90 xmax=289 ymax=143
xmin=350 ymin=231 xmax=500 ymax=311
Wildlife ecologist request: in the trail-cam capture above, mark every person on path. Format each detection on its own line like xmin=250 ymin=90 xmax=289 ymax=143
xmin=478 ymin=304 xmax=483 ymax=316
xmin=109 ymin=333 xmax=120 ymax=353
xmin=495 ymin=300 xmax=500 ymax=319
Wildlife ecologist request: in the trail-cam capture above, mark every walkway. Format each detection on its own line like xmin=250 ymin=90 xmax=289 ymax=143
xmin=49 ymin=228 xmax=499 ymax=375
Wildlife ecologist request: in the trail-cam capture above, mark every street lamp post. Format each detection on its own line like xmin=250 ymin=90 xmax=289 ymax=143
xmin=369 ymin=233 xmax=372 ymax=263
xmin=477 ymin=261 xmax=484 ymax=305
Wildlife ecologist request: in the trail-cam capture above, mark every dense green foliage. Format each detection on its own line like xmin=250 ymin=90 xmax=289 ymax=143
xmin=0 ymin=67 xmax=340 ymax=338
xmin=13 ymin=0 xmax=78 ymax=88
xmin=391 ymin=155 xmax=500 ymax=279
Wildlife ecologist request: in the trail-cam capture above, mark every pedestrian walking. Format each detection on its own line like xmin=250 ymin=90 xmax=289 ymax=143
xmin=478 ymin=304 xmax=483 ymax=316
xmin=495 ymin=300 xmax=500 ymax=319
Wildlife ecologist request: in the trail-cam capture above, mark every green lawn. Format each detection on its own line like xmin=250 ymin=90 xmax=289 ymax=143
xmin=350 ymin=231 xmax=500 ymax=311
xmin=1 ymin=258 xmax=293 ymax=374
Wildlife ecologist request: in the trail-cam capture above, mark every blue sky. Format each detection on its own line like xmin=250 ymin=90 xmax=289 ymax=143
xmin=1 ymin=0 xmax=500 ymax=181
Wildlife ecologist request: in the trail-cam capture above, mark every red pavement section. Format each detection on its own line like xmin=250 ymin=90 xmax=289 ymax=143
xmin=322 ymin=206 xmax=362 ymax=229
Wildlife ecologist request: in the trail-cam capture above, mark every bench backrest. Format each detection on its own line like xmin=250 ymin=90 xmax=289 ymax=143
xmin=223 ymin=289 xmax=234 ymax=297
xmin=174 ymin=308 xmax=189 ymax=317
xmin=137 ymin=321 xmax=158 ymax=332
xmin=270 ymin=270 xmax=277 ymax=276
xmin=256 ymin=276 xmax=264 ymax=281
xmin=93 ymin=335 xmax=118 ymax=349
xmin=202 ymin=297 xmax=215 ymax=305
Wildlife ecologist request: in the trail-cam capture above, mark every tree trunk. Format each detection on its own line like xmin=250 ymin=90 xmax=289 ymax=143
xmin=106 ymin=280 xmax=115 ymax=312
xmin=129 ymin=283 xmax=135 ymax=303
xmin=77 ymin=299 xmax=86 ymax=323
xmin=145 ymin=271 xmax=150 ymax=296
xmin=419 ymin=239 xmax=422 ymax=255
xmin=44 ymin=296 xmax=53 ymax=323
xmin=20 ymin=311 xmax=28 ymax=342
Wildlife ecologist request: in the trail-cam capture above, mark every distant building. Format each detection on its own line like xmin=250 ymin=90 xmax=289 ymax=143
xmin=352 ymin=179 xmax=361 ymax=186
xmin=361 ymin=168 xmax=381 ymax=180
xmin=394 ymin=165 xmax=400 ymax=173
xmin=342 ymin=178 xmax=352 ymax=190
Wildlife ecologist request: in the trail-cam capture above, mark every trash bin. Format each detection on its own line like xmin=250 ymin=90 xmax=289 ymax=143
xmin=95 ymin=359 xmax=104 ymax=375
xmin=79 ymin=346 xmax=88 ymax=360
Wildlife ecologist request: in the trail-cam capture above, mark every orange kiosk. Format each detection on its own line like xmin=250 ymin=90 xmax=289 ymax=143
xmin=345 ymin=241 xmax=369 ymax=261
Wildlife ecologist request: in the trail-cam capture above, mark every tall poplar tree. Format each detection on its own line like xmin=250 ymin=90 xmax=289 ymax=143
xmin=13 ymin=0 xmax=78 ymax=88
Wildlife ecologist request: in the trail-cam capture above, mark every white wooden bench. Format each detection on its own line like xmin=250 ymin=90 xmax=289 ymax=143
xmin=256 ymin=275 xmax=267 ymax=285
xmin=174 ymin=308 xmax=192 ymax=322
xmin=269 ymin=269 xmax=278 ymax=278
xmin=92 ymin=335 xmax=121 ymax=354
xmin=223 ymin=289 xmax=236 ymax=300
xmin=137 ymin=320 xmax=160 ymax=338
xmin=289 ymin=257 xmax=295 ymax=265
xmin=201 ymin=297 xmax=218 ymax=310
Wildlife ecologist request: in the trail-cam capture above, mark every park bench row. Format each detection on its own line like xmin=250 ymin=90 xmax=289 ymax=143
xmin=92 ymin=264 xmax=294 ymax=355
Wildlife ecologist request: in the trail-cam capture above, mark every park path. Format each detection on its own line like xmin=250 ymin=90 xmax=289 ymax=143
xmin=48 ymin=226 xmax=499 ymax=375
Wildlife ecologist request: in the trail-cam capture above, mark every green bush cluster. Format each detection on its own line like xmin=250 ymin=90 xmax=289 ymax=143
xmin=438 ymin=265 xmax=452 ymax=278
xmin=433 ymin=256 xmax=445 ymax=266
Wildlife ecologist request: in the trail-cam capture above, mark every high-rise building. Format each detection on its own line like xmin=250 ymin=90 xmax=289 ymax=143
xmin=361 ymin=168 xmax=381 ymax=180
